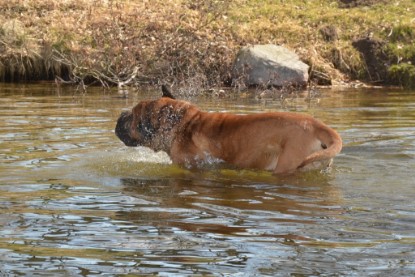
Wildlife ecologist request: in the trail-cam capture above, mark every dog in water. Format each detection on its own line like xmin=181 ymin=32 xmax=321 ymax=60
xmin=115 ymin=86 xmax=342 ymax=174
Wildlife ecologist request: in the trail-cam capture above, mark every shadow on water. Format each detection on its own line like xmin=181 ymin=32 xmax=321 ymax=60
xmin=118 ymin=168 xmax=344 ymax=234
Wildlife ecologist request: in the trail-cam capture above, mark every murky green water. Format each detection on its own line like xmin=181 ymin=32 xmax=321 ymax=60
xmin=0 ymin=84 xmax=414 ymax=276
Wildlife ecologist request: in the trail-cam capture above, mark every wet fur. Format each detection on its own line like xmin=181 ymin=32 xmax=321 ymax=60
xmin=115 ymin=87 xmax=342 ymax=174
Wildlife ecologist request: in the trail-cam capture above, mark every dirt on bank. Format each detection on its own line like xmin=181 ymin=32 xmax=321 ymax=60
xmin=0 ymin=0 xmax=414 ymax=90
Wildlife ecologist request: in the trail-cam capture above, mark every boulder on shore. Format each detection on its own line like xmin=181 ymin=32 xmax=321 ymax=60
xmin=232 ymin=44 xmax=309 ymax=88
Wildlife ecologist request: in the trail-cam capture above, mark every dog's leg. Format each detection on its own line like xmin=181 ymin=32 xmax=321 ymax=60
xmin=273 ymin=150 xmax=299 ymax=174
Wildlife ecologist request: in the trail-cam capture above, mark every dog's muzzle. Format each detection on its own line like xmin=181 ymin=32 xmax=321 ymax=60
xmin=115 ymin=111 xmax=138 ymax=146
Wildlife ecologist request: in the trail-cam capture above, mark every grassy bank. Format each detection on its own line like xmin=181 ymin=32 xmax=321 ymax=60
xmin=0 ymin=0 xmax=414 ymax=90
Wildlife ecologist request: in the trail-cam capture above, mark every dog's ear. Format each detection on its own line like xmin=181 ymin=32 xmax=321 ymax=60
xmin=161 ymin=85 xmax=175 ymax=99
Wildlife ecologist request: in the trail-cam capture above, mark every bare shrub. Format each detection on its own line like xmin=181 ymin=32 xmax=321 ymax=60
xmin=47 ymin=0 xmax=236 ymax=91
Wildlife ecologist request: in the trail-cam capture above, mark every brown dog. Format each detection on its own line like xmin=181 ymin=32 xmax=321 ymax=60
xmin=115 ymin=86 xmax=342 ymax=174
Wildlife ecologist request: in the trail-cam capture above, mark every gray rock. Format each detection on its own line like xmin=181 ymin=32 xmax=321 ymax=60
xmin=232 ymin=44 xmax=309 ymax=88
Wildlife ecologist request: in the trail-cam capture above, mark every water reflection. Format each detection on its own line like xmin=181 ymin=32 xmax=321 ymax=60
xmin=0 ymin=85 xmax=414 ymax=275
xmin=118 ymin=171 xmax=343 ymax=239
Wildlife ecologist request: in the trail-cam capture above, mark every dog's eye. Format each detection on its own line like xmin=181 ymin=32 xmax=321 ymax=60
xmin=321 ymin=143 xmax=327 ymax=149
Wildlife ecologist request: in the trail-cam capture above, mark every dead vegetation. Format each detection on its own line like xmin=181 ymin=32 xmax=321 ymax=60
xmin=0 ymin=0 xmax=414 ymax=90
xmin=0 ymin=0 xmax=237 ymax=90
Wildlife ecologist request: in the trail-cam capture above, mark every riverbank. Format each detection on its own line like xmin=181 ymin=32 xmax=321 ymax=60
xmin=1 ymin=0 xmax=414 ymax=90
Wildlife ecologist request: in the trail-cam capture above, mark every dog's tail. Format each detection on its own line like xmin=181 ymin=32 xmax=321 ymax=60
xmin=298 ymin=127 xmax=342 ymax=169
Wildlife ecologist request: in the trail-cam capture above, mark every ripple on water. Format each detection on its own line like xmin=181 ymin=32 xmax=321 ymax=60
xmin=1 ymin=87 xmax=415 ymax=275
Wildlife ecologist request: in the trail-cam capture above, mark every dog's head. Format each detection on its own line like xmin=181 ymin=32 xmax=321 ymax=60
xmin=115 ymin=85 xmax=187 ymax=150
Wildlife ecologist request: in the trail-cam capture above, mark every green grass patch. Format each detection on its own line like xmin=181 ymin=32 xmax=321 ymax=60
xmin=388 ymin=63 xmax=415 ymax=89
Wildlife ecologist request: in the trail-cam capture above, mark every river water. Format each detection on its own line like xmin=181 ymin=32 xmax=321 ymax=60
xmin=0 ymin=84 xmax=414 ymax=276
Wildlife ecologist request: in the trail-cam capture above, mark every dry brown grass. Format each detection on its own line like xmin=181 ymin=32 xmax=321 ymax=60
xmin=0 ymin=0 xmax=414 ymax=89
